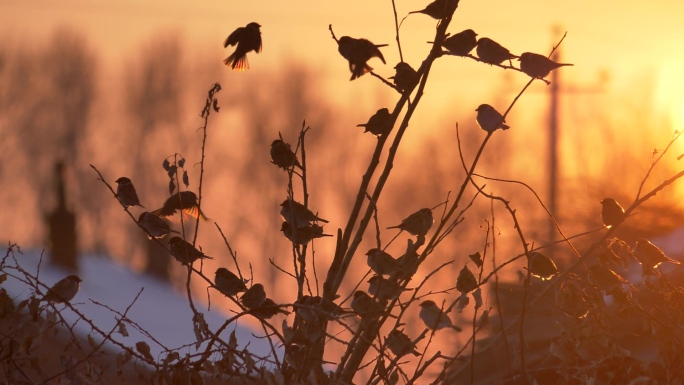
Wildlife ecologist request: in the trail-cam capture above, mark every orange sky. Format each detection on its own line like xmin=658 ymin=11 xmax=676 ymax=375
xmin=2 ymin=0 xmax=684 ymax=122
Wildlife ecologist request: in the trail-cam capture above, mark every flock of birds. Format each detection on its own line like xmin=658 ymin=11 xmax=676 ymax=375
xmin=36 ymin=1 xmax=680 ymax=355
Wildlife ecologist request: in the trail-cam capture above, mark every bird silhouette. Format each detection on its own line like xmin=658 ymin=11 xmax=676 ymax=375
xmin=337 ymin=36 xmax=387 ymax=80
xmin=409 ymin=0 xmax=460 ymax=19
xmin=476 ymin=37 xmax=518 ymax=65
xmin=115 ymin=177 xmax=144 ymax=208
xmin=518 ymin=52 xmax=573 ymax=79
xmin=475 ymin=104 xmax=510 ymax=132
xmin=600 ymin=198 xmax=625 ymax=228
xmin=357 ymin=108 xmax=392 ymax=137
xmin=441 ymin=29 xmax=477 ymax=56
xmin=223 ymin=22 xmax=262 ymax=71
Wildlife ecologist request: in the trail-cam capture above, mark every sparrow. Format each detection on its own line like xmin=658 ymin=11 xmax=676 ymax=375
xmin=419 ymin=300 xmax=460 ymax=331
xmin=223 ymin=22 xmax=262 ymax=71
xmin=168 ymin=237 xmax=213 ymax=265
xmin=41 ymin=275 xmax=82 ymax=303
xmin=476 ymin=37 xmax=518 ymax=65
xmin=152 ymin=191 xmax=208 ymax=220
xmin=386 ymin=329 xmax=420 ymax=357
xmin=115 ymin=177 xmax=144 ymax=208
xmin=475 ymin=104 xmax=509 ymax=132
xmin=441 ymin=29 xmax=477 ymax=56
xmin=357 ymin=108 xmax=392 ymax=137
xmin=281 ymin=222 xmax=333 ymax=245
xmin=367 ymin=275 xmax=409 ymax=300
xmin=295 ymin=295 xmax=350 ymax=322
xmin=250 ymin=298 xmax=290 ymax=319
xmin=214 ymin=267 xmax=247 ymax=297
xmin=518 ymin=52 xmax=573 ymax=79
xmin=350 ymin=291 xmax=385 ymax=317
xmin=280 ymin=199 xmax=328 ymax=228
xmin=600 ymin=198 xmax=625 ymax=228
xmin=633 ymin=238 xmax=680 ymax=275
xmin=270 ymin=139 xmax=302 ymax=170
xmin=409 ymin=0 xmax=460 ymax=19
xmin=337 ymin=36 xmax=387 ymax=80
xmin=241 ymin=283 xmax=267 ymax=309
xmin=456 ymin=265 xmax=478 ymax=293
xmin=527 ymin=251 xmax=559 ymax=280
xmin=390 ymin=62 xmax=419 ymax=93
xmin=138 ymin=212 xmax=179 ymax=239
xmin=387 ymin=208 xmax=433 ymax=237
xmin=366 ymin=249 xmax=401 ymax=276
xmin=587 ymin=264 xmax=623 ymax=293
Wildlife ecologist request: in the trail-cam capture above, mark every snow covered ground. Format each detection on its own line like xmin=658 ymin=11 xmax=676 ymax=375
xmin=1 ymin=248 xmax=282 ymax=363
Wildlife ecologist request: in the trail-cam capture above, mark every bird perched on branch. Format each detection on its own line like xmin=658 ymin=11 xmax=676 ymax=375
xmin=281 ymin=222 xmax=333 ymax=245
xmin=633 ymin=238 xmax=680 ymax=275
xmin=527 ymin=252 xmax=559 ymax=280
xmin=475 ymin=104 xmax=510 ymax=132
xmin=390 ymin=62 xmax=419 ymax=93
xmin=168 ymin=237 xmax=213 ymax=265
xmin=152 ymin=191 xmax=208 ymax=220
xmin=214 ymin=268 xmax=247 ymax=297
xmin=280 ymin=199 xmax=328 ymax=228
xmin=387 ymin=208 xmax=433 ymax=237
xmin=476 ymin=37 xmax=518 ymax=65
xmin=600 ymin=198 xmax=625 ymax=228
xmin=419 ymin=300 xmax=461 ymax=331
xmin=223 ymin=22 xmax=262 ymax=71
xmin=41 ymin=275 xmax=82 ymax=303
xmin=241 ymin=283 xmax=267 ymax=309
xmin=366 ymin=249 xmax=401 ymax=276
xmin=357 ymin=108 xmax=392 ymax=137
xmin=250 ymin=298 xmax=290 ymax=319
xmin=518 ymin=52 xmax=573 ymax=79
xmin=270 ymin=139 xmax=302 ymax=170
xmin=409 ymin=0 xmax=460 ymax=19
xmin=337 ymin=36 xmax=387 ymax=80
xmin=115 ymin=177 xmax=144 ymax=208
xmin=441 ymin=29 xmax=477 ymax=56
xmin=386 ymin=329 xmax=420 ymax=357
xmin=587 ymin=264 xmax=623 ymax=293
xmin=351 ymin=291 xmax=385 ymax=317
xmin=138 ymin=212 xmax=179 ymax=239
xmin=368 ymin=275 xmax=409 ymax=300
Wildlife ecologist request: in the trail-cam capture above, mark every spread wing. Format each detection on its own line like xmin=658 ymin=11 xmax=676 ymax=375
xmin=224 ymin=27 xmax=245 ymax=48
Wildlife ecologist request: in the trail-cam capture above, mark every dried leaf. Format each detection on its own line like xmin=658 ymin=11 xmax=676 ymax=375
xmin=117 ymin=322 xmax=129 ymax=337
xmin=477 ymin=308 xmax=490 ymax=327
xmin=456 ymin=265 xmax=478 ymax=294
xmin=456 ymin=292 xmax=469 ymax=313
xmin=182 ymin=171 xmax=189 ymax=187
xmin=468 ymin=252 xmax=483 ymax=268
xmin=136 ymin=341 xmax=154 ymax=362
xmin=168 ymin=179 xmax=176 ymax=195
xmin=0 ymin=274 xmax=7 ymax=284
xmin=87 ymin=334 xmax=98 ymax=349
xmin=229 ymin=330 xmax=238 ymax=350
xmin=212 ymin=99 xmax=220 ymax=113
xmin=167 ymin=165 xmax=177 ymax=179
xmin=163 ymin=159 xmax=170 ymax=171
xmin=472 ymin=288 xmax=483 ymax=309
xmin=178 ymin=158 xmax=185 ymax=168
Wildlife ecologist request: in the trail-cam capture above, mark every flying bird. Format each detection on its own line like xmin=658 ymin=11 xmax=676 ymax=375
xmin=337 ymin=36 xmax=387 ymax=80
xmin=223 ymin=22 xmax=262 ymax=71
xmin=518 ymin=52 xmax=573 ymax=79
xmin=115 ymin=177 xmax=144 ymax=208
xmin=152 ymin=191 xmax=208 ymax=221
xmin=475 ymin=104 xmax=509 ymax=132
